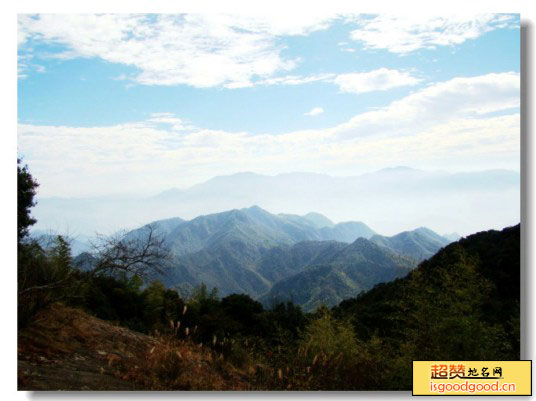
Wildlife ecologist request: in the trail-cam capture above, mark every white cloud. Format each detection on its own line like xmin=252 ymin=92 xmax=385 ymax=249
xmin=18 ymin=14 xmax=336 ymax=88
xmin=259 ymin=73 xmax=335 ymax=86
xmin=349 ymin=14 xmax=518 ymax=53
xmin=17 ymin=14 xmax=518 ymax=87
xmin=304 ymin=107 xmax=324 ymax=116
xmin=147 ymin=113 xmax=195 ymax=131
xmin=258 ymin=69 xmax=420 ymax=93
xmin=17 ymin=73 xmax=519 ymax=197
xmin=334 ymin=71 xmax=519 ymax=140
xmin=334 ymin=68 xmax=421 ymax=94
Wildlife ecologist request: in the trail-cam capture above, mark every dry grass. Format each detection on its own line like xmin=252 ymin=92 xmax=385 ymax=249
xmin=18 ymin=303 xmax=251 ymax=390
xmin=123 ymin=334 xmax=251 ymax=390
xmin=18 ymin=303 xmax=374 ymax=391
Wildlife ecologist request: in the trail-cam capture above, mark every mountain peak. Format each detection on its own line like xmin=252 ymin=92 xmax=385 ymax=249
xmin=302 ymin=212 xmax=335 ymax=228
xmin=413 ymin=226 xmax=437 ymax=235
xmin=244 ymin=205 xmax=266 ymax=212
xmin=241 ymin=205 xmax=273 ymax=217
xmin=350 ymin=237 xmax=372 ymax=246
xmin=412 ymin=227 xmax=447 ymax=241
xmin=443 ymin=232 xmax=462 ymax=242
xmin=370 ymin=226 xmax=450 ymax=262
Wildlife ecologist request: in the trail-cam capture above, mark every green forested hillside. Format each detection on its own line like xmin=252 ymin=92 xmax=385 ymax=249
xmin=332 ymin=224 xmax=520 ymax=389
xmin=257 ymin=240 xmax=347 ymax=283
xmin=260 ymin=238 xmax=415 ymax=311
xmin=162 ymin=233 xmax=417 ymax=306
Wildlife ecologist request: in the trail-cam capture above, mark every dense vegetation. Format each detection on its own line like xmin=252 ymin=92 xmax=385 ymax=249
xmin=18 ymin=161 xmax=520 ymax=390
xmin=333 ymin=224 xmax=520 ymax=389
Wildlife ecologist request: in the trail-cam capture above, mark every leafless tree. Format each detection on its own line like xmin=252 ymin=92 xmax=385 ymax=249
xmin=91 ymin=224 xmax=170 ymax=281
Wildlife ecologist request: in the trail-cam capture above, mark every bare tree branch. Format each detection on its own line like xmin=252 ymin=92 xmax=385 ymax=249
xmin=90 ymin=224 xmax=170 ymax=281
xmin=18 ymin=277 xmax=71 ymax=295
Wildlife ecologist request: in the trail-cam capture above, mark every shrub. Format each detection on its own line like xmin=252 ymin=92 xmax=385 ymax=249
xmin=301 ymin=309 xmax=359 ymax=364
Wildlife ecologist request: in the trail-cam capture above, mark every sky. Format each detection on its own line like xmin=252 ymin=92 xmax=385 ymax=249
xmin=17 ymin=13 xmax=520 ymax=198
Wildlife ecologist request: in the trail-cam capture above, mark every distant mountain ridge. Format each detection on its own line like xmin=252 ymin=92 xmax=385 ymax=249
xmin=30 ymin=231 xmax=91 ymax=256
xmin=369 ymin=227 xmax=451 ymax=262
xmin=143 ymin=206 xmax=377 ymax=257
xmin=33 ymin=167 xmax=520 ymax=237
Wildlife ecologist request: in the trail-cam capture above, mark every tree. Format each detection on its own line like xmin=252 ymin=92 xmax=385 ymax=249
xmin=301 ymin=309 xmax=359 ymax=363
xmin=48 ymin=235 xmax=72 ymax=273
xmin=91 ymin=225 xmax=169 ymax=281
xmin=18 ymin=235 xmax=78 ymax=328
xmin=190 ymin=283 xmax=219 ymax=304
xmin=143 ymin=280 xmax=166 ymax=328
xmin=17 ymin=159 xmax=39 ymax=242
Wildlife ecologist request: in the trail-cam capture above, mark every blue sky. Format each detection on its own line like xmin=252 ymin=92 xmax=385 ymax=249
xmin=17 ymin=14 xmax=520 ymax=197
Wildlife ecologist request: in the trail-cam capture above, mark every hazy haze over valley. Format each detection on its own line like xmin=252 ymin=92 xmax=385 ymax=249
xmin=32 ymin=166 xmax=519 ymax=239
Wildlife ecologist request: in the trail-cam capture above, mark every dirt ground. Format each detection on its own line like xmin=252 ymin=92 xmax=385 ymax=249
xmin=18 ymin=303 xmax=250 ymax=391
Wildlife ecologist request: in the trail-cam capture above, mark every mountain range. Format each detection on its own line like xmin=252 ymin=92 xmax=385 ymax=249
xmin=75 ymin=206 xmax=453 ymax=311
xmin=33 ymin=167 xmax=519 ymax=238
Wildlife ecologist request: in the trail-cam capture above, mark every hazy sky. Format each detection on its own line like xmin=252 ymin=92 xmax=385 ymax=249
xmin=17 ymin=13 xmax=520 ymax=198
